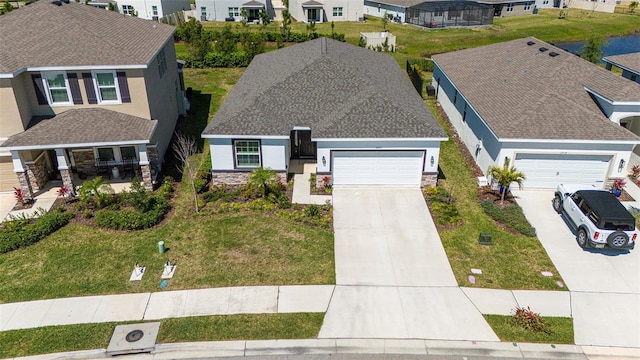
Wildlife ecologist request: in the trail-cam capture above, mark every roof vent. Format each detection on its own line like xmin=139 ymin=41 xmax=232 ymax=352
xmin=527 ymin=41 xmax=536 ymax=46
xmin=539 ymin=47 xmax=548 ymax=52
xmin=51 ymin=0 xmax=62 ymax=5
xmin=549 ymin=51 xmax=559 ymax=57
xmin=321 ymin=38 xmax=327 ymax=55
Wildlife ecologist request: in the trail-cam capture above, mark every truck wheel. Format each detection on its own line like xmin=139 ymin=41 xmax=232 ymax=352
xmin=577 ymin=229 xmax=589 ymax=249
xmin=607 ymin=232 xmax=629 ymax=249
xmin=552 ymin=194 xmax=562 ymax=213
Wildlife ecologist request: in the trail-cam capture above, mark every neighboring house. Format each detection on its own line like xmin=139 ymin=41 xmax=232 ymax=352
xmin=0 ymin=0 xmax=187 ymax=195
xmin=196 ymin=0 xmax=273 ymax=21
xmin=288 ymin=0 xmax=363 ymax=22
xmin=87 ymin=0 xmax=117 ymax=10
xmin=364 ymin=0 xmax=494 ymax=26
xmin=432 ymin=37 xmax=640 ymax=189
xmin=604 ymin=52 xmax=640 ymax=85
xmin=569 ymin=0 xmax=617 ymax=13
xmin=202 ymin=38 xmax=447 ymax=188
xmin=117 ymin=0 xmax=191 ymax=20
xmin=474 ymin=0 xmax=536 ymax=17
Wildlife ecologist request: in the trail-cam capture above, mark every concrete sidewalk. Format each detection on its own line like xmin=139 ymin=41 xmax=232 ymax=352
xmin=291 ymin=163 xmax=332 ymax=205
xmin=1 ymin=285 xmax=574 ymax=332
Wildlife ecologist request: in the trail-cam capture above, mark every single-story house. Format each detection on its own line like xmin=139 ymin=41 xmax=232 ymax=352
xmin=604 ymin=52 xmax=640 ymax=85
xmin=474 ymin=0 xmax=536 ymax=16
xmin=364 ymin=0 xmax=501 ymax=26
xmin=202 ymin=38 xmax=447 ymax=188
xmin=287 ymin=0 xmax=363 ymax=23
xmin=196 ymin=0 xmax=274 ymax=22
xmin=432 ymin=37 xmax=640 ymax=189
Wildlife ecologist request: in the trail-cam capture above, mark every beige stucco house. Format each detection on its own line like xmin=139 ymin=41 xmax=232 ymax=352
xmin=0 ymin=0 xmax=187 ymax=196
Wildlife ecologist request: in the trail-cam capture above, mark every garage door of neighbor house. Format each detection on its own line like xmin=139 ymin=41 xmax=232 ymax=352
xmin=332 ymin=150 xmax=424 ymax=186
xmin=0 ymin=156 xmax=20 ymax=192
xmin=514 ymin=153 xmax=612 ymax=189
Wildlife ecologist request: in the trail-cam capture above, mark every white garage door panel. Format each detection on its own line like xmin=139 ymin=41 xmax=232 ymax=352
xmin=514 ymin=153 xmax=611 ymax=189
xmin=0 ymin=157 xmax=20 ymax=192
xmin=333 ymin=151 xmax=423 ymax=186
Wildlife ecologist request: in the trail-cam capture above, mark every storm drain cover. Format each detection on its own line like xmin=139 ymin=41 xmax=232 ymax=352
xmin=126 ymin=329 xmax=144 ymax=342
xmin=107 ymin=322 xmax=160 ymax=356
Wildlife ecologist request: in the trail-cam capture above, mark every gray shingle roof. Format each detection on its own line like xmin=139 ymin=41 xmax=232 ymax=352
xmin=0 ymin=0 xmax=175 ymax=75
xmin=432 ymin=37 xmax=640 ymax=142
xmin=202 ymin=38 xmax=446 ymax=140
xmin=603 ymin=52 xmax=640 ymax=75
xmin=0 ymin=108 xmax=156 ymax=149
xmin=366 ymin=0 xmax=427 ymax=8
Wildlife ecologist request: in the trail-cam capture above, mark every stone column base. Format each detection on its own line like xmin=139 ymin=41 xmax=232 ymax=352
xmin=60 ymin=168 xmax=76 ymax=195
xmin=421 ymin=173 xmax=438 ymax=188
xmin=16 ymin=171 xmax=33 ymax=201
xmin=140 ymin=164 xmax=153 ymax=190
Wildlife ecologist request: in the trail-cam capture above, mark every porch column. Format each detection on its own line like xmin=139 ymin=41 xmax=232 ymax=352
xmin=55 ymin=148 xmax=75 ymax=195
xmin=12 ymin=150 xmax=33 ymax=201
xmin=138 ymin=145 xmax=153 ymax=191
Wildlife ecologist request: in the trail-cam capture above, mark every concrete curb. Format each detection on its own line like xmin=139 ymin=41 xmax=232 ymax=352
xmin=4 ymin=339 xmax=640 ymax=360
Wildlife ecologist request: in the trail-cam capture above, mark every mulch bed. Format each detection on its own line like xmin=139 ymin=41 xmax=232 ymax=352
xmin=478 ymin=186 xmax=518 ymax=207
xmin=11 ymin=200 xmax=35 ymax=211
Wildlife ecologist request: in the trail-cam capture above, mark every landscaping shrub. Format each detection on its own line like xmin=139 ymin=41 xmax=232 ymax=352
xmin=481 ymin=200 xmax=536 ymax=237
xmin=304 ymin=204 xmax=321 ymax=218
xmin=0 ymin=209 xmax=73 ymax=253
xmin=95 ymin=196 xmax=169 ymax=231
xmin=512 ymin=306 xmax=547 ymax=333
xmin=424 ymin=186 xmax=461 ymax=226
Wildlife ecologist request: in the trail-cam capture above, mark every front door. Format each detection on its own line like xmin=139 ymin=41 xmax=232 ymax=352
xmin=307 ymin=8 xmax=319 ymax=22
xmin=291 ymin=129 xmax=316 ymax=159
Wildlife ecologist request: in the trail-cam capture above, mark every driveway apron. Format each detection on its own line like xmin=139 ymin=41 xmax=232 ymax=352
xmin=514 ymin=189 xmax=640 ymax=348
xmin=320 ymin=187 xmax=498 ymax=341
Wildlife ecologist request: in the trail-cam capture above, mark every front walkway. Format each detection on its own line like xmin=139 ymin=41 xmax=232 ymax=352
xmin=291 ymin=163 xmax=332 ymax=205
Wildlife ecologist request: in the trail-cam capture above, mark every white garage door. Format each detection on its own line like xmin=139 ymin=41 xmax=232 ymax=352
xmin=0 ymin=156 xmax=20 ymax=192
xmin=514 ymin=153 xmax=611 ymax=189
xmin=332 ymin=150 xmax=424 ymax=186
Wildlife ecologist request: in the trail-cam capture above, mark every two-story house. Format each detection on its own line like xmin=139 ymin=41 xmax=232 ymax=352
xmin=0 ymin=0 xmax=186 ymax=197
xmin=116 ymin=0 xmax=192 ymax=20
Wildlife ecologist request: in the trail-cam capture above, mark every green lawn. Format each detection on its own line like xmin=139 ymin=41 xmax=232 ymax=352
xmin=428 ymin=100 xmax=565 ymax=290
xmin=0 ymin=313 xmax=323 ymax=358
xmin=484 ymin=315 xmax=575 ymax=344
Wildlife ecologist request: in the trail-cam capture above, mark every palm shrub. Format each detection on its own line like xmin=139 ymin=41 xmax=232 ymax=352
xmin=487 ymin=158 xmax=525 ymax=204
xmin=248 ymin=167 xmax=281 ymax=198
xmin=77 ymin=177 xmax=115 ymax=209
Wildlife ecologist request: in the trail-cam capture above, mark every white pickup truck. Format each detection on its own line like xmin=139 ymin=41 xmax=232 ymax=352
xmin=552 ymin=184 xmax=636 ymax=250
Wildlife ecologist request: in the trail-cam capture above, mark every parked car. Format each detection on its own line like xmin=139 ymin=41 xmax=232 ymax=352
xmin=552 ymin=184 xmax=636 ymax=250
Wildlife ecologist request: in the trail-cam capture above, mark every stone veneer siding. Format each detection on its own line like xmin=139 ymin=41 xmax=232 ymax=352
xmin=60 ymin=168 xmax=76 ymax=195
xmin=25 ymin=154 xmax=49 ymax=191
xmin=421 ymin=173 xmax=438 ymax=187
xmin=140 ymin=164 xmax=153 ymax=190
xmin=211 ymin=171 xmax=287 ymax=186
xmin=16 ymin=172 xmax=33 ymax=200
xmin=72 ymin=150 xmax=96 ymax=174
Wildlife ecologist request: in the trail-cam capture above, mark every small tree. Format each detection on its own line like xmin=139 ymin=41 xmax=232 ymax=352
xmin=248 ymin=167 xmax=280 ymax=198
xmin=382 ymin=11 xmax=390 ymax=31
xmin=580 ymin=36 xmax=607 ymax=64
xmin=215 ymin=24 xmax=238 ymax=55
xmin=173 ymin=132 xmax=202 ymax=213
xmin=3 ymin=2 xmax=14 ymax=13
xmin=77 ymin=177 xmax=114 ymax=209
xmin=281 ymin=9 xmax=292 ymax=42
xmin=630 ymin=1 xmax=638 ymax=13
xmin=259 ymin=9 xmax=270 ymax=29
xmin=487 ymin=158 xmax=525 ymax=204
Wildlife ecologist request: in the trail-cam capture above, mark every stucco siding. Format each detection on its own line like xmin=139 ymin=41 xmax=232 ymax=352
xmin=433 ymin=70 xmax=500 ymax=173
xmin=210 ymin=137 xmax=288 ymax=171
xmin=316 ymin=139 xmax=441 ymax=174
xmin=197 ymin=0 xmax=268 ymax=21
xmin=0 ymin=78 xmax=31 ymax=139
xmin=289 ymin=0 xmax=361 ymax=22
xmin=364 ymin=2 xmax=404 ymax=21
xmin=500 ymin=2 xmax=535 ymax=16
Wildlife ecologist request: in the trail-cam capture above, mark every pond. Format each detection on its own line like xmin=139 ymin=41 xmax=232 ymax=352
xmin=556 ymin=34 xmax=640 ymax=57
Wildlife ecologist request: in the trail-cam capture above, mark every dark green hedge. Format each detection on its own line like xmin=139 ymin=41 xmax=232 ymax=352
xmin=481 ymin=200 xmax=536 ymax=237
xmin=0 ymin=209 xmax=73 ymax=254
xmin=95 ymin=197 xmax=170 ymax=231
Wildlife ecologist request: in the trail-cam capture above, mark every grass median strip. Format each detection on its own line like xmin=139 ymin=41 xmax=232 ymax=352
xmin=484 ymin=315 xmax=574 ymax=344
xmin=0 ymin=313 xmax=324 ymax=358
xmin=427 ymin=100 xmax=564 ymax=290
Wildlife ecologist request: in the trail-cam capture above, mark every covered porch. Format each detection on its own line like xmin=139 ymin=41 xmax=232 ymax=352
xmin=0 ymin=108 xmax=159 ymax=201
xmin=242 ymin=0 xmax=265 ymax=22
xmin=301 ymin=1 xmax=325 ymax=23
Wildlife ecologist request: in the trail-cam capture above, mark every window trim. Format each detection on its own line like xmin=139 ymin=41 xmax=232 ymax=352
xmin=228 ymin=7 xmax=239 ymax=17
xmin=152 ymin=5 xmax=158 ymax=16
xmin=122 ymin=4 xmax=134 ymax=15
xmin=332 ymin=7 xmax=343 ymax=16
xmin=524 ymin=2 xmax=531 ymax=10
xmin=233 ymin=139 xmax=262 ymax=169
xmin=92 ymin=70 xmax=122 ymax=105
xmin=41 ymin=71 xmax=73 ymax=106
xmin=506 ymin=2 xmax=514 ymax=11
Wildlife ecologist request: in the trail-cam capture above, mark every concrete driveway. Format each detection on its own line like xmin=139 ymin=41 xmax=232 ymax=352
xmin=0 ymin=192 xmax=16 ymax=223
xmin=331 ymin=187 xmax=457 ymax=287
xmin=514 ymin=189 xmax=640 ymax=348
xmin=320 ymin=187 xmax=498 ymax=341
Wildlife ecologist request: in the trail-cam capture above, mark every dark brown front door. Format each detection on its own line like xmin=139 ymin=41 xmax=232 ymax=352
xmin=291 ymin=129 xmax=316 ymax=159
